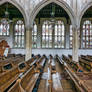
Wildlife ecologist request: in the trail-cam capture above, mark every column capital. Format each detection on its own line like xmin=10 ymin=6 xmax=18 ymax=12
xmin=72 ymin=25 xmax=80 ymax=31
xmin=25 ymin=23 xmax=33 ymax=31
xmin=25 ymin=26 xmax=33 ymax=31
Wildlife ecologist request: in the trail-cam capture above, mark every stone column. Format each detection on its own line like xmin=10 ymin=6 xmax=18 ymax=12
xmin=73 ymin=0 xmax=77 ymax=14
xmin=72 ymin=27 xmax=79 ymax=62
xmin=25 ymin=27 xmax=32 ymax=61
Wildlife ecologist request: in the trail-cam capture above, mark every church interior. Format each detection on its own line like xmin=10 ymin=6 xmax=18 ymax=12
xmin=0 ymin=0 xmax=92 ymax=92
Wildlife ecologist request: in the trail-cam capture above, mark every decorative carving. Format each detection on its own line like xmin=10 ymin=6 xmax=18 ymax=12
xmin=0 ymin=40 xmax=9 ymax=56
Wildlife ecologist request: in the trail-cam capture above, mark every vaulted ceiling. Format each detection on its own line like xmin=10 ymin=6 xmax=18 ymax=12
xmin=83 ymin=6 xmax=92 ymax=18
xmin=0 ymin=2 xmax=92 ymax=20
xmin=36 ymin=3 xmax=69 ymax=19
xmin=0 ymin=3 xmax=23 ymax=19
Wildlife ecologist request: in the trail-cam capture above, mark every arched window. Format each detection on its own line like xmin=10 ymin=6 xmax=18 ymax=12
xmin=32 ymin=22 xmax=37 ymax=48
xmin=42 ymin=20 xmax=65 ymax=48
xmin=0 ymin=19 xmax=9 ymax=36
xmin=54 ymin=21 xmax=65 ymax=48
xmin=42 ymin=21 xmax=53 ymax=48
xmin=14 ymin=20 xmax=25 ymax=48
xmin=82 ymin=20 xmax=92 ymax=48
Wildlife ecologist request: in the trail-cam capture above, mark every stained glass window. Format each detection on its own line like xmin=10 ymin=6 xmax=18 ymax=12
xmin=32 ymin=22 xmax=37 ymax=48
xmin=42 ymin=21 xmax=53 ymax=48
xmin=0 ymin=19 xmax=9 ymax=36
xmin=82 ymin=20 xmax=92 ymax=48
xmin=42 ymin=20 xmax=65 ymax=48
xmin=54 ymin=21 xmax=65 ymax=48
xmin=14 ymin=20 xmax=25 ymax=48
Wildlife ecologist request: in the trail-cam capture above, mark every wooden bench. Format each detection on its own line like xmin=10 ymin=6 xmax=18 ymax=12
xmin=0 ymin=56 xmax=24 ymax=66
xmin=8 ymin=56 xmax=46 ymax=92
xmin=8 ymin=80 xmax=23 ymax=92
xmin=21 ymin=56 xmax=46 ymax=92
xmin=68 ymin=54 xmax=72 ymax=60
xmin=79 ymin=58 xmax=92 ymax=72
xmin=65 ymin=63 xmax=92 ymax=92
xmin=0 ymin=56 xmax=24 ymax=74
xmin=0 ymin=67 xmax=19 ymax=91
xmin=62 ymin=55 xmax=92 ymax=92
xmin=87 ymin=55 xmax=92 ymax=59
xmin=18 ymin=62 xmax=29 ymax=73
xmin=62 ymin=55 xmax=84 ymax=72
xmin=26 ymin=57 xmax=37 ymax=65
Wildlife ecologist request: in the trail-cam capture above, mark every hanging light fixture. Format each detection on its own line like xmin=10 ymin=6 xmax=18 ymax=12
xmin=5 ymin=2 xmax=9 ymax=18
xmin=1 ymin=2 xmax=12 ymax=24
xmin=0 ymin=2 xmax=10 ymax=31
xmin=51 ymin=4 xmax=55 ymax=17
xmin=50 ymin=3 xmax=56 ymax=24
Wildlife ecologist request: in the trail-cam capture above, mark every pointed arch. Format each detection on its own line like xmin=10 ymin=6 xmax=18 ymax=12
xmin=0 ymin=0 xmax=27 ymax=24
xmin=79 ymin=1 xmax=92 ymax=26
xmin=30 ymin=0 xmax=75 ymax=27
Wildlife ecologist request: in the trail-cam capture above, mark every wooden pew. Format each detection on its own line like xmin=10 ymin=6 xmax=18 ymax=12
xmin=0 ymin=56 xmax=24 ymax=66
xmin=21 ymin=56 xmax=45 ymax=92
xmin=79 ymin=57 xmax=92 ymax=72
xmin=62 ymin=55 xmax=86 ymax=73
xmin=0 ymin=56 xmax=24 ymax=74
xmin=18 ymin=62 xmax=29 ymax=73
xmin=55 ymin=55 xmax=64 ymax=65
xmin=26 ymin=55 xmax=40 ymax=66
xmin=63 ymin=55 xmax=92 ymax=92
xmin=0 ymin=66 xmax=3 ymax=73
xmin=68 ymin=54 xmax=72 ymax=60
xmin=8 ymin=56 xmax=46 ymax=92
xmin=62 ymin=55 xmax=77 ymax=71
xmin=0 ymin=67 xmax=19 ymax=92
xmin=0 ymin=54 xmax=38 ymax=74
xmin=87 ymin=55 xmax=92 ymax=59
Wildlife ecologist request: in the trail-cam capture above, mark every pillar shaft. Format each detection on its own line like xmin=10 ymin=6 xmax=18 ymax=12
xmin=25 ymin=28 xmax=32 ymax=61
xmin=72 ymin=27 xmax=79 ymax=62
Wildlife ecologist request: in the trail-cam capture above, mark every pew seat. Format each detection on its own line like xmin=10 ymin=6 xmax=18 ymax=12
xmin=0 ymin=67 xmax=19 ymax=91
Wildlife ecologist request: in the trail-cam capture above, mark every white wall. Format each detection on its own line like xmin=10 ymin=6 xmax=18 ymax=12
xmin=32 ymin=49 xmax=72 ymax=56
xmin=32 ymin=49 xmax=92 ymax=56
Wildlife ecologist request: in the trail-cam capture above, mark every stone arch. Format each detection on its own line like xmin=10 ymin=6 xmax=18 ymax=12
xmin=0 ymin=0 xmax=27 ymax=24
xmin=79 ymin=1 xmax=92 ymax=26
xmin=30 ymin=0 xmax=75 ymax=27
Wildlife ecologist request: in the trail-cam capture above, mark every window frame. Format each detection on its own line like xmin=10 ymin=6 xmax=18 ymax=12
xmin=54 ymin=20 xmax=65 ymax=48
xmin=0 ymin=18 xmax=10 ymax=36
xmin=81 ymin=19 xmax=92 ymax=49
xmin=13 ymin=19 xmax=25 ymax=49
xmin=32 ymin=22 xmax=38 ymax=48
xmin=41 ymin=19 xmax=65 ymax=49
